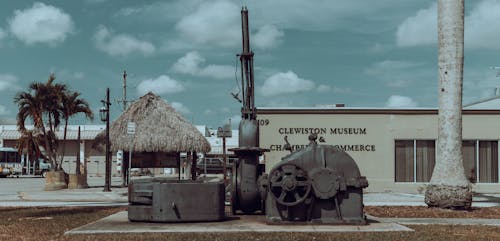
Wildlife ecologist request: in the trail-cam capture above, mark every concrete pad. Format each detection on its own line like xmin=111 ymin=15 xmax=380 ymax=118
xmin=65 ymin=211 xmax=413 ymax=235
xmin=378 ymin=217 xmax=500 ymax=226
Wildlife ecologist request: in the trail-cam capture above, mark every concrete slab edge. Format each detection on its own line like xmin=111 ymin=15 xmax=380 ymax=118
xmin=64 ymin=212 xmax=414 ymax=235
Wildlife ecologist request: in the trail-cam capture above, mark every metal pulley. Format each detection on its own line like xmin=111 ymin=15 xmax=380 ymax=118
xmin=268 ymin=164 xmax=311 ymax=206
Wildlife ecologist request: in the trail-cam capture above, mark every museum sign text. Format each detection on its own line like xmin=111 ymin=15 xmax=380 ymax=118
xmin=268 ymin=127 xmax=376 ymax=152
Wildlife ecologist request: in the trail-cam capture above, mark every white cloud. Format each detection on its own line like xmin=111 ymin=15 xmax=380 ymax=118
xmin=316 ymin=84 xmax=331 ymax=93
xmin=365 ymin=60 xmax=421 ymax=76
xmin=171 ymin=51 xmax=234 ymax=79
xmin=136 ymin=75 xmax=185 ymax=96
xmin=175 ymin=0 xmax=240 ymax=48
xmin=174 ymin=0 xmax=284 ymax=49
xmin=253 ymin=25 xmax=284 ymax=49
xmin=364 ymin=60 xmax=423 ymax=88
xmin=172 ymin=51 xmax=203 ymax=74
xmin=368 ymin=43 xmax=389 ymax=54
xmin=8 ymin=2 xmax=74 ymax=46
xmin=85 ymin=0 xmax=107 ymax=4
xmin=51 ymin=68 xmax=85 ymax=81
xmin=397 ymin=1 xmax=500 ymax=49
xmin=385 ymin=95 xmax=418 ymax=108
xmin=396 ymin=3 xmax=436 ymax=47
xmin=93 ymin=25 xmax=155 ymax=57
xmin=260 ymin=71 xmax=315 ymax=96
xmin=0 ymin=74 xmax=20 ymax=92
xmin=466 ymin=0 xmax=500 ymax=49
xmin=171 ymin=102 xmax=191 ymax=115
xmin=0 ymin=105 xmax=8 ymax=115
xmin=204 ymin=109 xmax=215 ymax=115
xmin=0 ymin=28 xmax=6 ymax=40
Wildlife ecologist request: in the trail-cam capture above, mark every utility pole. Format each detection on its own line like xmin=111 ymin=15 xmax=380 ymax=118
xmin=100 ymin=88 xmax=112 ymax=192
xmin=118 ymin=70 xmax=131 ymax=111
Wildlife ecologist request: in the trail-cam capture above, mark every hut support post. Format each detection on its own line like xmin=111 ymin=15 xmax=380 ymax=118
xmin=191 ymin=152 xmax=197 ymax=180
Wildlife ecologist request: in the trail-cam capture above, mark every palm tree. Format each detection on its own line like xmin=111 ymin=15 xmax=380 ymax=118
xmin=16 ymin=130 xmax=43 ymax=174
xmin=15 ymin=74 xmax=67 ymax=171
xmin=59 ymin=91 xmax=94 ymax=172
xmin=425 ymin=0 xmax=472 ymax=209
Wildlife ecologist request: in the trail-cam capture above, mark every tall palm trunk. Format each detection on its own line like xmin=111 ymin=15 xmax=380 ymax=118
xmin=60 ymin=119 xmax=69 ymax=166
xmin=425 ymin=0 xmax=471 ymax=209
xmin=37 ymin=116 xmax=56 ymax=171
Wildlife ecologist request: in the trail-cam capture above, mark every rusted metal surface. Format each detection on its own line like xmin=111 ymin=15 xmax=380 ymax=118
xmin=128 ymin=178 xmax=225 ymax=222
xmin=262 ymin=135 xmax=369 ymax=224
xmin=231 ymin=7 xmax=268 ymax=214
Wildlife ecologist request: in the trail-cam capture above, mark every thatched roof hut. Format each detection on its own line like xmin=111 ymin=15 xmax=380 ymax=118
xmin=102 ymin=92 xmax=210 ymax=153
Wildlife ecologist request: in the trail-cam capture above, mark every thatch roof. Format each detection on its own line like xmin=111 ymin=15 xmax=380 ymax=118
xmin=100 ymin=92 xmax=210 ymax=153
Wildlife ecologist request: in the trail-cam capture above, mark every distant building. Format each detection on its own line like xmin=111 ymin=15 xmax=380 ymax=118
xmin=0 ymin=124 xmax=239 ymax=177
xmin=0 ymin=125 xmax=112 ymax=176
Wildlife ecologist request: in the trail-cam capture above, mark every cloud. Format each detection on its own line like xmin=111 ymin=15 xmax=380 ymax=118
xmin=0 ymin=28 xmax=6 ymax=40
xmin=51 ymin=68 xmax=85 ymax=81
xmin=397 ymin=0 xmax=500 ymax=49
xmin=364 ymin=60 xmax=423 ymax=88
xmin=93 ymin=25 xmax=155 ymax=57
xmin=174 ymin=0 xmax=284 ymax=49
xmin=385 ymin=95 xmax=418 ymax=108
xmin=171 ymin=51 xmax=234 ymax=79
xmin=0 ymin=74 xmax=20 ymax=92
xmin=316 ymin=84 xmax=331 ymax=93
xmin=0 ymin=105 xmax=8 ymax=115
xmin=365 ymin=60 xmax=421 ymax=75
xmin=253 ymin=25 xmax=284 ymax=49
xmin=175 ymin=0 xmax=240 ymax=48
xmin=260 ymin=71 xmax=315 ymax=96
xmin=85 ymin=0 xmax=107 ymax=4
xmin=171 ymin=102 xmax=191 ymax=115
xmin=8 ymin=2 xmax=74 ymax=46
xmin=466 ymin=0 xmax=500 ymax=49
xmin=204 ymin=109 xmax=215 ymax=115
xmin=136 ymin=75 xmax=185 ymax=96
xmin=396 ymin=3 xmax=437 ymax=47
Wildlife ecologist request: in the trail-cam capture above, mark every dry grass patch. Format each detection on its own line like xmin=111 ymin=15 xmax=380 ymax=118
xmin=0 ymin=206 xmax=499 ymax=241
xmin=365 ymin=206 xmax=500 ymax=218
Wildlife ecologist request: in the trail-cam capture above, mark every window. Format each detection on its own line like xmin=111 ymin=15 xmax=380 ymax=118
xmin=395 ymin=140 xmax=436 ymax=182
xmin=463 ymin=140 xmax=498 ymax=183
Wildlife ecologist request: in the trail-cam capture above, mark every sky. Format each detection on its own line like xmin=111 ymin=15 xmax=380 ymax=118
xmin=1 ymin=0 xmax=500 ymax=128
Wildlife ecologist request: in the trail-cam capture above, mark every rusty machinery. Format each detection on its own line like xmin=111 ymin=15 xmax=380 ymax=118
xmin=128 ymin=6 xmax=369 ymax=224
xmin=260 ymin=135 xmax=369 ymax=224
xmin=230 ymin=6 xmax=268 ymax=214
xmin=128 ymin=178 xmax=225 ymax=222
xmin=232 ymin=7 xmax=369 ymax=222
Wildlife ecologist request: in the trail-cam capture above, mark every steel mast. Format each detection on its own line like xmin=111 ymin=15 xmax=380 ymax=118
xmin=230 ymin=6 xmax=268 ymax=214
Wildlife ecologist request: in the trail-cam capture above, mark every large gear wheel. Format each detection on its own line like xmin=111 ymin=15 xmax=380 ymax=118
xmin=268 ymin=164 xmax=311 ymax=206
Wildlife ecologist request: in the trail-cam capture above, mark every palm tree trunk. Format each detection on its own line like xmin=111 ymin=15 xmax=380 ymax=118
xmin=47 ymin=113 xmax=59 ymax=170
xmin=425 ymin=0 xmax=471 ymax=209
xmin=60 ymin=119 xmax=69 ymax=166
xmin=39 ymin=125 xmax=55 ymax=171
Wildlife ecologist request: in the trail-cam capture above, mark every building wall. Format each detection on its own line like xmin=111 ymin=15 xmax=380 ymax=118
xmin=257 ymin=110 xmax=500 ymax=193
xmin=2 ymin=138 xmax=120 ymax=176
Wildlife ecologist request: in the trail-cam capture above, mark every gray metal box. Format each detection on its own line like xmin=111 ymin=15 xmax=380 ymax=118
xmin=128 ymin=178 xmax=225 ymax=222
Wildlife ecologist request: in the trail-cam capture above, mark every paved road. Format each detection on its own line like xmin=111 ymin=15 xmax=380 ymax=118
xmin=1 ymin=176 xmax=499 ymax=207
xmin=0 ymin=176 xmax=128 ymax=207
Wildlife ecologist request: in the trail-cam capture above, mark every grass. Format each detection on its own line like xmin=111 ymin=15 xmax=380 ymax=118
xmin=0 ymin=206 xmax=499 ymax=241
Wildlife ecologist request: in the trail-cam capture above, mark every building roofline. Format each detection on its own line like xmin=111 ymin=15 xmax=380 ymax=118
xmin=256 ymin=108 xmax=500 ymax=115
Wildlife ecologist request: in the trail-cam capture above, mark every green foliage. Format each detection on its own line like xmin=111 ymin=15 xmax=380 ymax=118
xmin=14 ymin=74 xmax=93 ymax=171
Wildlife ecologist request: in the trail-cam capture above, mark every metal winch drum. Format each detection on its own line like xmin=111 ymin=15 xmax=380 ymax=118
xmin=128 ymin=178 xmax=225 ymax=222
xmin=261 ymin=135 xmax=369 ymax=224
